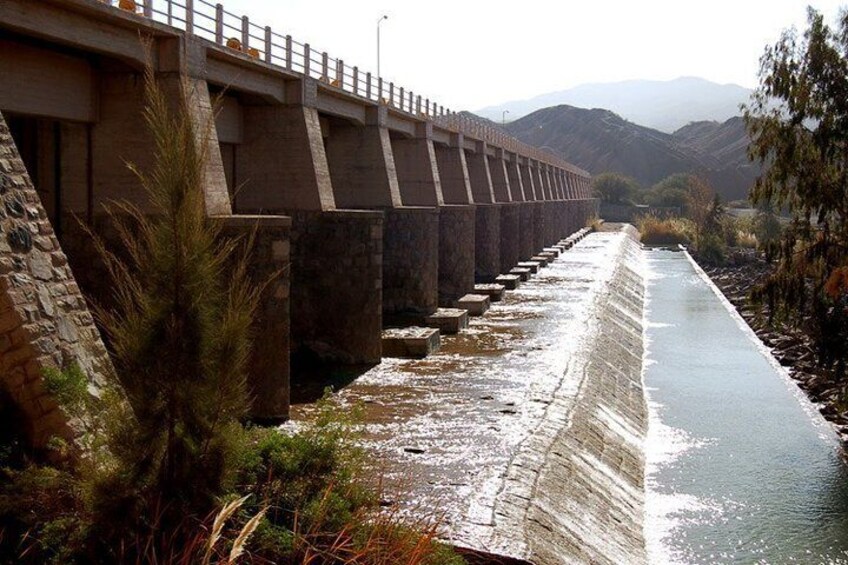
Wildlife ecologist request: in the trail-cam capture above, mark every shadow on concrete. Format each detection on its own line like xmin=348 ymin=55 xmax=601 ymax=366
xmin=290 ymin=352 xmax=377 ymax=405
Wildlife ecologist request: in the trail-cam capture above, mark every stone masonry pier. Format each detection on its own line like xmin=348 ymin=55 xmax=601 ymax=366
xmin=0 ymin=0 xmax=598 ymax=445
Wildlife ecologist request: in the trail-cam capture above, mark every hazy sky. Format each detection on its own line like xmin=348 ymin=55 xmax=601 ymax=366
xmin=213 ymin=0 xmax=844 ymax=111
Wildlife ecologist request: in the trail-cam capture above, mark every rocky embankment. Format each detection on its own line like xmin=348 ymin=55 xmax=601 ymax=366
xmin=700 ymin=249 xmax=848 ymax=445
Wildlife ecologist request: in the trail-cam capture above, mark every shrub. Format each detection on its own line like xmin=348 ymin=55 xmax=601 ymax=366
xmin=637 ymin=215 xmax=693 ymax=245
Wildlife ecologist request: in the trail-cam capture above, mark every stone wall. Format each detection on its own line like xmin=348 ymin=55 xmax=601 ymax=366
xmin=218 ymin=215 xmax=291 ymax=422
xmin=438 ymin=205 xmax=475 ymax=307
xmin=499 ymin=203 xmax=521 ymax=274
xmin=474 ymin=204 xmax=501 ymax=283
xmin=533 ymin=201 xmax=545 ymax=252
xmin=289 ymin=210 xmax=382 ymax=365
xmin=518 ymin=202 xmax=536 ymax=261
xmin=382 ymin=207 xmax=439 ymax=321
xmin=0 ymin=111 xmax=112 ymax=451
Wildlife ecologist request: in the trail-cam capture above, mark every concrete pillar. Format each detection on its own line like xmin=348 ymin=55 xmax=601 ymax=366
xmin=475 ymin=204 xmax=501 ymax=282
xmin=499 ymin=203 xmax=521 ymax=273
xmin=537 ymin=164 xmax=552 ymax=200
xmin=519 ymin=159 xmax=536 ymax=201
xmin=466 ymin=141 xmax=495 ymax=204
xmin=434 ymin=133 xmax=473 ymax=205
xmin=236 ymin=103 xmax=335 ymax=212
xmin=383 ymin=207 xmax=439 ymax=322
xmin=219 ymin=216 xmax=291 ymax=421
xmin=533 ymin=200 xmax=546 ymax=251
xmin=438 ymin=205 xmax=476 ymax=306
xmin=506 ymin=155 xmax=525 ymax=202
xmin=489 ymin=148 xmax=512 ymax=203
xmin=519 ymin=202 xmax=536 ymax=260
xmin=289 ymin=210 xmax=383 ymax=365
xmin=391 ymin=122 xmax=444 ymax=207
xmin=324 ymin=106 xmax=402 ymax=209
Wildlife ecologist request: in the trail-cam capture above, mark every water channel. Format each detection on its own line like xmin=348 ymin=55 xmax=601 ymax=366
xmin=645 ymin=249 xmax=848 ymax=564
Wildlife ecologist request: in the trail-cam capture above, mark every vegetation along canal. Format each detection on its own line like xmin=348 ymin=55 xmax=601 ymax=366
xmin=644 ymin=249 xmax=848 ymax=564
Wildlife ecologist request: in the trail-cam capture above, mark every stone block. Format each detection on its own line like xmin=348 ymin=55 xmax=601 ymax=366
xmin=456 ymin=293 xmax=491 ymax=316
xmin=381 ymin=327 xmax=440 ymax=358
xmin=473 ymin=283 xmax=506 ymax=302
xmin=424 ymin=308 xmax=469 ymax=334
xmin=495 ymin=274 xmax=521 ymax=290
xmin=530 ymin=256 xmax=549 ymax=267
xmin=510 ymin=267 xmax=532 ymax=281
xmin=517 ymin=261 xmax=541 ymax=274
xmin=543 ymin=247 xmax=560 ymax=257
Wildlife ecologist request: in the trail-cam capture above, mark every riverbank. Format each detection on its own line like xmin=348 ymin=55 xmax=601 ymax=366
xmin=695 ymin=248 xmax=848 ymax=446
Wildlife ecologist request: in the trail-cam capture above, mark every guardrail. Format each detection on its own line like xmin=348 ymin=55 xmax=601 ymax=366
xmin=105 ymin=0 xmax=588 ymax=176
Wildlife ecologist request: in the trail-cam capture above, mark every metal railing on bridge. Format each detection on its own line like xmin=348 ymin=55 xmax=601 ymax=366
xmin=104 ymin=0 xmax=586 ymax=175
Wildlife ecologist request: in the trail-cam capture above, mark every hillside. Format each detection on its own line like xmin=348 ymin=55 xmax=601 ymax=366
xmin=478 ymin=77 xmax=752 ymax=133
xmin=504 ymin=105 xmax=758 ymax=201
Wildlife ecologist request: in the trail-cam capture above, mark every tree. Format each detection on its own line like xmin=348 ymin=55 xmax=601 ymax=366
xmin=644 ymin=173 xmax=696 ymax=209
xmin=743 ymin=7 xmax=848 ymax=378
xmin=89 ymin=59 xmax=264 ymax=524
xmin=685 ymin=176 xmax=722 ymax=246
xmin=592 ymin=172 xmax=639 ymax=204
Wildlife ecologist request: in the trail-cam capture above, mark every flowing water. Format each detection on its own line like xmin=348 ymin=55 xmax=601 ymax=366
xmin=645 ymin=249 xmax=848 ymax=564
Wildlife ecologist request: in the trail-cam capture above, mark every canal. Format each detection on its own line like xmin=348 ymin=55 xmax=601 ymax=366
xmin=644 ymin=249 xmax=848 ymax=564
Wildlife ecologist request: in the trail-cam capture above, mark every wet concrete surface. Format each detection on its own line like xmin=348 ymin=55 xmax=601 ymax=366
xmin=290 ymin=227 xmax=647 ymax=563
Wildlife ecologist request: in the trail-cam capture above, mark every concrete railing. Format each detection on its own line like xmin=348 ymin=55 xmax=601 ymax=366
xmin=105 ymin=0 xmax=588 ymax=176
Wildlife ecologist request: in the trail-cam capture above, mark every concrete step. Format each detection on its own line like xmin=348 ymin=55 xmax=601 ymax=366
xmin=495 ymin=274 xmax=521 ymax=290
xmin=509 ymin=267 xmax=532 ymax=281
xmin=424 ymin=308 xmax=469 ymax=334
xmin=543 ymin=247 xmax=561 ymax=257
xmin=517 ymin=261 xmax=541 ymax=274
xmin=456 ymin=293 xmax=491 ymax=316
xmin=530 ymin=255 xmax=549 ymax=267
xmin=382 ymin=327 xmax=440 ymax=358
xmin=474 ymin=283 xmax=506 ymax=302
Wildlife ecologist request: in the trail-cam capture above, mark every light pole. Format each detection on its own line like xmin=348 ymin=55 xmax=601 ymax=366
xmin=502 ymin=109 xmax=510 ymax=125
xmin=377 ymin=15 xmax=388 ymax=77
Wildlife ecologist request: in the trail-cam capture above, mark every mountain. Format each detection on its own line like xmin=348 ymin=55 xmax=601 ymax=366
xmin=503 ymin=105 xmax=758 ymax=201
xmin=477 ymin=77 xmax=752 ymax=133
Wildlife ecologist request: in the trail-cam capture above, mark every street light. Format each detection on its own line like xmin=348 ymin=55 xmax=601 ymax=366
xmin=377 ymin=15 xmax=388 ymax=77
xmin=502 ymin=109 xmax=510 ymax=125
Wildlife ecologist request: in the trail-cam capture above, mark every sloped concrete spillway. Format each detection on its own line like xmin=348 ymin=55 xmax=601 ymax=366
xmin=292 ymin=226 xmax=649 ymax=564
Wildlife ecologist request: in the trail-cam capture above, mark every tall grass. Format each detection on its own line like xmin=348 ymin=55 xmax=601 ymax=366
xmin=637 ymin=214 xmax=693 ymax=245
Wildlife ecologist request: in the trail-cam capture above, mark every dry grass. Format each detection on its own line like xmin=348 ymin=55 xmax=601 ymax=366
xmin=637 ymin=214 xmax=693 ymax=246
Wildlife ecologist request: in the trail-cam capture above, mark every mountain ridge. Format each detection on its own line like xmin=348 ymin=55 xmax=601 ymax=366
xmin=502 ymin=104 xmax=758 ymax=200
xmin=478 ymin=77 xmax=753 ymax=133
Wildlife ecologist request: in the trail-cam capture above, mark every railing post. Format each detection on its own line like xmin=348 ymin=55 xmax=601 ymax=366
xmin=366 ymin=72 xmax=372 ymax=99
xmin=264 ymin=26 xmax=272 ymax=63
xmin=389 ymin=82 xmax=394 ymax=106
xmin=399 ymin=87 xmax=404 ymax=112
xmin=353 ymin=66 xmax=359 ymax=95
xmin=416 ymin=95 xmax=421 ymax=114
xmin=143 ymin=0 xmax=152 ymax=18
xmin=285 ymin=35 xmax=293 ymax=70
xmin=304 ymin=43 xmax=311 ymax=77
xmin=337 ymin=59 xmax=344 ymax=88
xmin=378 ymin=77 xmax=384 ymax=101
xmin=185 ymin=0 xmax=194 ymax=34
xmin=425 ymin=98 xmax=430 ymax=117
xmin=215 ymin=3 xmax=223 ymax=44
xmin=167 ymin=0 xmax=173 ymax=25
xmin=409 ymin=91 xmax=413 ymax=112
xmin=321 ymin=52 xmax=329 ymax=81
